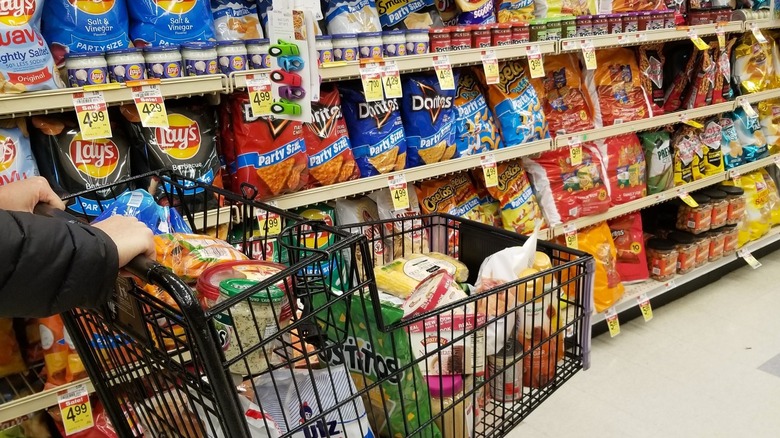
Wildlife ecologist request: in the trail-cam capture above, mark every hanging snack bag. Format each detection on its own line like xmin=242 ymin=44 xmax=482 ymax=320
xmin=663 ymin=45 xmax=698 ymax=113
xmin=325 ymin=0 xmax=382 ymax=34
xmin=712 ymin=37 xmax=736 ymax=104
xmin=699 ymin=117 xmax=725 ymax=176
xmin=127 ymin=0 xmax=216 ymax=46
xmin=585 ymin=48 xmax=652 ymax=127
xmin=211 ymin=0 xmax=264 ymax=41
xmin=473 ymin=159 xmax=545 ymax=235
xmin=530 ymin=54 xmax=596 ymax=136
xmin=0 ymin=120 xmax=39 ymax=186
xmin=732 ymin=31 xmax=774 ymax=94
xmin=672 ymin=124 xmax=705 ymax=186
xmin=304 ymin=86 xmax=360 ymax=188
xmin=732 ymin=106 xmax=769 ymax=164
xmin=42 ymin=0 xmax=131 ymax=66
xmin=759 ymin=99 xmax=780 ymax=154
xmin=453 ymin=71 xmax=503 ymax=157
xmin=495 ymin=0 xmax=535 ymax=22
xmin=475 ymin=59 xmax=548 ymax=146
xmin=341 ymin=84 xmax=407 ymax=177
xmin=638 ymin=44 xmax=666 ymax=115
xmin=523 ymin=144 xmax=610 ymax=225
xmin=596 ymin=134 xmax=647 ymax=206
xmin=639 ymin=130 xmax=673 ymax=195
xmin=401 ymin=73 xmax=458 ymax=168
xmin=607 ymin=213 xmax=649 ymax=283
xmin=682 ymin=43 xmax=716 ymax=110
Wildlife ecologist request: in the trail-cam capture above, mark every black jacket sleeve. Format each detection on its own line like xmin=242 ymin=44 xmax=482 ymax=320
xmin=0 ymin=210 xmax=119 ymax=317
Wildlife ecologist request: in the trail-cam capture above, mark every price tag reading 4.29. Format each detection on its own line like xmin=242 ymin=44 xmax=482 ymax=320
xmin=481 ymin=154 xmax=498 ymax=187
xmin=72 ymin=91 xmax=111 ymax=140
xmin=382 ymin=61 xmax=403 ymax=99
xmin=131 ymin=84 xmax=169 ymax=128
xmin=360 ymin=63 xmax=384 ymax=102
xmin=433 ymin=55 xmax=456 ymax=90
xmin=388 ymin=174 xmax=410 ymax=211
xmin=246 ymin=74 xmax=273 ymax=117
xmin=526 ymin=45 xmax=545 ymax=79
xmin=58 ymin=383 xmax=93 ymax=435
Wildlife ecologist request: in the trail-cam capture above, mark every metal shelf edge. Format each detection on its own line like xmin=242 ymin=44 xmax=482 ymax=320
xmin=559 ymin=22 xmax=744 ymax=52
xmin=743 ymin=19 xmax=780 ymax=30
xmin=0 ymin=378 xmax=94 ymax=424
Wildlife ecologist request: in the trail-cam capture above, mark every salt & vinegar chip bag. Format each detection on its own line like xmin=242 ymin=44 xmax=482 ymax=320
xmin=127 ymin=0 xmax=216 ymax=46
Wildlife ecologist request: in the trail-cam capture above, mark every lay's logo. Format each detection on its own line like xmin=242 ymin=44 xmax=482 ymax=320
xmin=0 ymin=136 xmax=17 ymax=172
xmin=68 ymin=0 xmax=115 ymax=14
xmin=154 ymin=0 xmax=196 ymax=14
xmin=155 ymin=114 xmax=201 ymax=160
xmin=0 ymin=0 xmax=37 ymax=26
xmin=69 ymin=135 xmax=119 ymax=178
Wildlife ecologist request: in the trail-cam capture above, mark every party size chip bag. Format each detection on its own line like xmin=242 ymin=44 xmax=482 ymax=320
xmin=128 ymin=0 xmax=216 ymax=46
xmin=0 ymin=121 xmax=39 ymax=187
xmin=211 ymin=0 xmax=264 ymax=41
xmin=529 ymin=54 xmax=595 ymax=136
xmin=585 ymin=48 xmax=652 ymax=127
xmin=453 ymin=71 xmax=503 ymax=157
xmin=401 ymin=73 xmax=458 ymax=168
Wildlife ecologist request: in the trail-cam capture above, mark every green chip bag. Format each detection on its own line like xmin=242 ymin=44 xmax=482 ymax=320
xmin=639 ymin=131 xmax=674 ymax=195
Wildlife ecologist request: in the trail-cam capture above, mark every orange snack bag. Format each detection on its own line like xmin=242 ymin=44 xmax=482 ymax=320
xmin=530 ymin=54 xmax=596 ymax=136
xmin=154 ymin=233 xmax=248 ymax=282
xmin=0 ymin=318 xmax=26 ymax=379
xmin=586 ymin=48 xmax=652 ymax=127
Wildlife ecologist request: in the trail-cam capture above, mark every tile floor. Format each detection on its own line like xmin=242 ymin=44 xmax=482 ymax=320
xmin=511 ymin=249 xmax=780 ymax=438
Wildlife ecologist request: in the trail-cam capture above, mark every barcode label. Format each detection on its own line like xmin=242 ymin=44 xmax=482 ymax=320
xmin=196 ymin=246 xmax=237 ymax=260
xmin=127 ymin=192 xmax=144 ymax=208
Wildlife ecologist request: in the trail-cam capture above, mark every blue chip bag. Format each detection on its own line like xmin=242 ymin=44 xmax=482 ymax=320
xmin=732 ymin=106 xmax=769 ymax=164
xmin=719 ymin=116 xmax=743 ymax=170
xmin=325 ymin=0 xmax=382 ymax=34
xmin=453 ymin=71 xmax=504 ymax=157
xmin=400 ymin=73 xmax=458 ymax=168
xmin=93 ymin=189 xmax=192 ymax=235
xmin=375 ymin=0 xmax=435 ymax=28
xmin=127 ymin=0 xmax=216 ymax=46
xmin=42 ymin=0 xmax=131 ymax=66
xmin=456 ymin=0 xmax=496 ymax=24
xmin=0 ymin=125 xmax=39 ymax=186
xmin=340 ymin=84 xmax=407 ymax=177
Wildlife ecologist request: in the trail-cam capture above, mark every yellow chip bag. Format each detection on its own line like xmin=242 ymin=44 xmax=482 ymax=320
xmin=723 ymin=171 xmax=772 ymax=246
xmin=758 ymin=99 xmax=780 ymax=155
xmin=473 ymin=159 xmax=545 ymax=235
xmin=733 ymin=31 xmax=775 ymax=94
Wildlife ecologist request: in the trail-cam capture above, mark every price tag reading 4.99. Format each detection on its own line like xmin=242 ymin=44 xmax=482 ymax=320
xmin=481 ymin=154 xmax=498 ymax=187
xmin=131 ymin=84 xmax=169 ymax=128
xmin=257 ymin=209 xmax=283 ymax=236
xmin=433 ymin=56 xmax=456 ymax=90
xmin=526 ymin=45 xmax=545 ymax=79
xmin=73 ymin=91 xmax=112 ymax=140
xmin=58 ymin=384 xmax=93 ymax=435
xmin=360 ymin=63 xmax=384 ymax=102
xmin=388 ymin=174 xmax=410 ymax=210
xmin=246 ymin=74 xmax=273 ymax=117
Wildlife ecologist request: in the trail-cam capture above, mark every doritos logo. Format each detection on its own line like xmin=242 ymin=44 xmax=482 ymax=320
xmin=310 ymin=104 xmax=341 ymax=138
xmin=0 ymin=0 xmax=37 ymax=26
xmin=0 ymin=136 xmax=16 ymax=172
xmin=411 ymin=81 xmax=453 ymax=123
xmin=358 ymin=99 xmax=399 ymax=129
xmin=155 ymin=114 xmax=201 ymax=160
xmin=69 ymin=136 xmax=119 ymax=178
xmin=154 ymin=0 xmax=196 ymax=14
xmin=69 ymin=0 xmax=115 ymax=14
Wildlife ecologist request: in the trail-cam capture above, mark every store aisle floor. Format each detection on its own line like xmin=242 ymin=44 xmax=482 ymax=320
xmin=511 ymin=249 xmax=780 ymax=438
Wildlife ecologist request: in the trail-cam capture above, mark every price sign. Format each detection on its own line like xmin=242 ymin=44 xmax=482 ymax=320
xmin=131 ymin=84 xmax=168 ymax=128
xmin=751 ymin=23 xmax=769 ymax=44
xmin=388 ymin=174 xmax=410 ymax=210
xmin=481 ymin=50 xmax=500 ymax=85
xmin=739 ymin=97 xmax=758 ymax=119
xmin=680 ymin=114 xmax=704 ymax=128
xmin=688 ymin=29 xmax=710 ymax=50
xmin=729 ymin=169 xmax=742 ymax=186
xmin=738 ymin=248 xmax=762 ymax=269
xmin=256 ymin=208 xmax=283 ymax=236
xmin=605 ymin=307 xmax=620 ymax=337
xmin=568 ymin=137 xmax=583 ymax=166
xmin=526 ymin=45 xmax=545 ymax=78
xmin=72 ymin=91 xmax=111 ymax=140
xmin=58 ymin=384 xmax=93 ymax=435
xmin=433 ymin=56 xmax=456 ymax=90
xmin=716 ymin=25 xmax=725 ymax=48
xmin=563 ymin=224 xmax=578 ymax=250
xmin=381 ymin=61 xmax=403 ymax=99
xmin=637 ymin=293 xmax=653 ymax=322
xmin=678 ymin=192 xmax=699 ymax=208
xmin=246 ymin=74 xmax=273 ymax=117
xmin=360 ymin=63 xmax=384 ymax=102
xmin=481 ymin=154 xmax=498 ymax=187
xmin=581 ymin=40 xmax=597 ymax=70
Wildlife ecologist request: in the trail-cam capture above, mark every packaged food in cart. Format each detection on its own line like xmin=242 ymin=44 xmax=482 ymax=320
xmin=286 ymin=204 xmax=348 ymax=292
xmin=0 ymin=120 xmax=39 ymax=186
xmin=154 ymin=233 xmax=248 ymax=282
xmin=92 ymin=189 xmax=192 ymax=235
xmin=336 ymin=196 xmax=393 ymax=268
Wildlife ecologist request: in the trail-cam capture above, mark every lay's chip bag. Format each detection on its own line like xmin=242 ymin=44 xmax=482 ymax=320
xmin=401 ymin=73 xmax=458 ymax=168
xmin=699 ymin=117 xmax=725 ymax=176
xmin=0 ymin=120 xmax=39 ymax=186
xmin=211 ymin=0 xmax=264 ymax=41
xmin=127 ymin=0 xmax=216 ymax=46
xmin=733 ymin=31 xmax=774 ymax=94
xmin=732 ymin=105 xmax=769 ymax=164
xmin=340 ymin=83 xmax=407 ymax=177
xmin=454 ymin=71 xmax=503 ymax=157
xmin=720 ymin=116 xmax=744 ymax=170
xmin=759 ymin=98 xmax=780 ymax=155
xmin=455 ymin=0 xmax=496 ymax=24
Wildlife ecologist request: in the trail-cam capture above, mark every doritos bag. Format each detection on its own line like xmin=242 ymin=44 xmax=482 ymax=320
xmin=304 ymin=86 xmax=360 ymax=187
xmin=401 ymin=73 xmax=458 ymax=168
xmin=530 ymin=54 xmax=595 ymax=136
xmin=732 ymin=106 xmax=769 ymax=164
xmin=127 ymin=0 xmax=216 ymax=46
xmin=672 ymin=124 xmax=706 ymax=186
xmin=699 ymin=117 xmax=725 ymax=176
xmin=0 ymin=120 xmax=39 ymax=186
xmin=608 ymin=213 xmax=649 ymax=283
xmin=453 ymin=71 xmax=503 ymax=157
xmin=340 ymin=84 xmax=407 ymax=177
xmin=597 ymin=134 xmax=646 ymax=206
xmin=733 ymin=31 xmax=774 ymax=94
xmin=759 ymin=98 xmax=780 ymax=154
xmin=476 ymin=59 xmax=548 ymax=146
xmin=638 ymin=44 xmax=665 ymax=115
xmin=585 ymin=48 xmax=652 ymax=127
xmin=473 ymin=159 xmax=545 ymax=235
xmin=523 ymin=144 xmax=610 ymax=225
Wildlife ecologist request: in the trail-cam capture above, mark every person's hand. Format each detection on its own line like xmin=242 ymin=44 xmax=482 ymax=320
xmin=0 ymin=176 xmax=65 ymax=212
xmin=92 ymin=216 xmax=156 ymax=268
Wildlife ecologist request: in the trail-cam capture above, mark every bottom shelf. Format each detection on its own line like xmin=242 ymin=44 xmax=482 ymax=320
xmin=592 ymin=226 xmax=780 ymax=325
xmin=0 ymin=374 xmax=93 ymax=425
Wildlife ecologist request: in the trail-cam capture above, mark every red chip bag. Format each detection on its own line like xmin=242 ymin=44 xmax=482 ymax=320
xmin=530 ymin=54 xmax=595 ymax=136
xmin=586 ymin=48 xmax=652 ymax=127
xmin=597 ymin=134 xmax=647 ymax=206
xmin=608 ymin=213 xmax=649 ymax=283
xmin=683 ymin=44 xmax=716 ymax=110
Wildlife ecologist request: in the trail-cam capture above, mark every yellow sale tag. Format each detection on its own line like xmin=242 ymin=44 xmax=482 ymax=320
xmin=388 ymin=174 xmax=410 ymax=210
xmin=729 ymin=169 xmax=742 ymax=186
xmin=688 ymin=29 xmax=709 ymax=50
xmin=131 ymin=84 xmax=168 ymax=128
xmin=481 ymin=154 xmax=498 ymax=188
xmin=681 ymin=116 xmax=704 ymax=128
xmin=678 ymin=192 xmax=699 ymax=208
xmin=246 ymin=74 xmax=273 ymax=117
xmin=568 ymin=138 xmax=583 ymax=166
xmin=433 ymin=56 xmax=456 ymax=90
xmin=360 ymin=63 xmax=384 ymax=102
xmin=257 ymin=209 xmax=283 ymax=236
xmin=563 ymin=224 xmax=578 ymax=250
xmin=716 ymin=26 xmax=725 ymax=48
xmin=637 ymin=293 xmax=653 ymax=322
xmin=481 ymin=50 xmax=500 ymax=85
xmin=72 ymin=91 xmax=112 ymax=140
xmin=58 ymin=384 xmax=94 ymax=436
xmin=605 ymin=307 xmax=620 ymax=337
xmin=526 ymin=45 xmax=545 ymax=79
xmin=581 ymin=40 xmax=597 ymax=70
xmin=382 ymin=61 xmax=403 ymax=99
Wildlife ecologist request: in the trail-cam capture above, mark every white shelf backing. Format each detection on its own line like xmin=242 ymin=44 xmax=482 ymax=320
xmin=0 ymin=378 xmax=94 ymax=424
xmin=592 ymin=225 xmax=780 ymax=325
xmin=559 ymin=22 xmax=744 ymax=52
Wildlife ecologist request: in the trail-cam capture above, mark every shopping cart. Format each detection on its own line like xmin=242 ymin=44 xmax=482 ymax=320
xmin=52 ymin=170 xmax=593 ymax=438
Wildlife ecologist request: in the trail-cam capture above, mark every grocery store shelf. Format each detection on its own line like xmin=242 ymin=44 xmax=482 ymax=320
xmin=592 ymin=225 xmax=780 ymax=325
xmin=550 ymin=155 xmax=779 ymax=237
xmin=559 ymin=21 xmax=744 ymax=52
xmin=738 ymin=87 xmax=780 ymax=105
xmin=267 ymin=139 xmax=552 ymax=210
xmin=743 ymin=19 xmax=780 ymax=30
xmin=0 ymin=378 xmax=94 ymax=424
xmin=0 ymin=75 xmax=227 ymax=119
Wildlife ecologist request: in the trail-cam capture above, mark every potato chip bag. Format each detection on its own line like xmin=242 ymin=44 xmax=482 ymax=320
xmin=585 ymin=48 xmax=652 ymax=127
xmin=0 ymin=122 xmax=39 ymax=187
xmin=211 ymin=0 xmax=264 ymax=41
xmin=475 ymin=59 xmax=548 ymax=146
xmin=530 ymin=54 xmax=595 ymax=136
xmin=523 ymin=143 xmax=610 ymax=225
xmin=699 ymin=117 xmax=725 ymax=176
xmin=544 ymin=0 xmax=595 ymax=15
xmin=375 ymin=0 xmax=438 ymax=28
xmin=154 ymin=233 xmax=248 ymax=282
xmin=712 ymin=37 xmax=736 ymax=104
xmin=401 ymin=73 xmax=458 ymax=168
xmin=733 ymin=31 xmax=774 ymax=94
xmin=127 ymin=0 xmax=216 ymax=46
xmin=639 ymin=131 xmax=674 ymax=195
xmin=304 ymin=86 xmax=360 ymax=188
xmin=473 ymin=159 xmax=545 ymax=234
xmin=663 ymin=44 xmax=698 ymax=113
xmin=325 ymin=0 xmax=382 ymax=34
xmin=453 ymin=71 xmax=503 ymax=157
xmin=760 ymin=169 xmax=780 ymax=226
xmin=638 ymin=44 xmax=666 ymax=115
xmin=723 ymin=171 xmax=771 ymax=245
xmin=38 ymin=316 xmax=86 ymax=388
xmin=456 ymin=0 xmax=495 ymax=24
xmin=719 ymin=116 xmax=745 ymax=170
xmin=733 ymin=106 xmax=769 ymax=164
xmin=607 ymin=213 xmax=649 ymax=283
xmin=596 ymin=134 xmax=646 ymax=206
xmin=672 ymin=124 xmax=706 ymax=186
xmin=758 ymin=98 xmax=780 ymax=154
xmin=495 ymin=0 xmax=535 ymax=22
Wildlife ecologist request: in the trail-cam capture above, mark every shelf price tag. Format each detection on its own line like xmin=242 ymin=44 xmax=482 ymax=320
xmin=678 ymin=192 xmax=699 ymax=208
xmin=605 ymin=307 xmax=620 ymax=337
xmin=526 ymin=44 xmax=545 ymax=78
xmin=256 ymin=208 xmax=283 ymax=236
xmin=716 ymin=25 xmax=726 ymax=48
xmin=381 ymin=61 xmax=403 ymax=99
xmin=636 ymin=293 xmax=653 ymax=322
xmin=750 ymin=22 xmax=769 ymax=44
xmin=563 ymin=224 xmax=578 ymax=250
xmin=568 ymin=136 xmax=583 ymax=166
xmin=679 ymin=113 xmax=704 ymax=129
xmin=72 ymin=91 xmax=112 ymax=140
xmin=481 ymin=50 xmax=500 ymax=85
xmin=388 ymin=174 xmax=410 ymax=210
xmin=131 ymin=84 xmax=168 ymax=128
xmin=688 ymin=29 xmax=710 ymax=50
xmin=246 ymin=74 xmax=273 ymax=117
xmin=664 ymin=279 xmax=677 ymax=290
xmin=360 ymin=63 xmax=384 ymax=102
xmin=729 ymin=168 xmax=742 ymax=185
xmin=58 ymin=383 xmax=93 ymax=435
xmin=739 ymin=97 xmax=758 ymax=120
xmin=480 ymin=154 xmax=498 ymax=187
xmin=738 ymin=248 xmax=762 ymax=269
xmin=433 ymin=55 xmax=456 ymax=90
xmin=581 ymin=40 xmax=597 ymax=70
